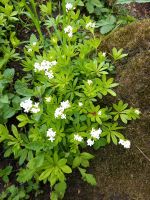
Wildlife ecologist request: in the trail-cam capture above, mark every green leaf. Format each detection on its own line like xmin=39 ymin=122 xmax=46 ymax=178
xmin=61 ymin=165 xmax=72 ymax=174
xmin=3 ymin=68 xmax=15 ymax=80
xmin=0 ymin=95 xmax=9 ymax=104
xmin=19 ymin=149 xmax=28 ymax=165
xmin=17 ymin=168 xmax=34 ymax=183
xmin=54 ymin=181 xmax=67 ymax=197
xmin=85 ymin=173 xmax=97 ymax=186
xmin=39 ymin=168 xmax=53 ymax=181
xmin=15 ymin=80 xmax=33 ymax=97
xmin=94 ymin=138 xmax=107 ymax=150
xmin=72 ymin=156 xmax=81 ymax=168
xmin=27 ymin=154 xmax=44 ymax=169
xmin=81 ymin=152 xmax=94 ymax=160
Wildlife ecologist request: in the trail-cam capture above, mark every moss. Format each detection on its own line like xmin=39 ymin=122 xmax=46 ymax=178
xmin=100 ymin=19 xmax=150 ymax=55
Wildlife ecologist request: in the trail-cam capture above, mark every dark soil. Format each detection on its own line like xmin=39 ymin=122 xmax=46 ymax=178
xmin=124 ymin=3 xmax=150 ymax=19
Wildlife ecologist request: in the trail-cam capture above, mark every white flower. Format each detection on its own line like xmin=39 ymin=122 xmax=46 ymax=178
xmin=31 ymin=102 xmax=40 ymax=113
xmin=68 ymin=31 xmax=73 ymax=38
xmin=87 ymin=139 xmax=94 ymax=146
xmin=119 ymin=139 xmax=131 ymax=149
xmin=90 ymin=128 xmax=102 ymax=139
xmin=98 ymin=111 xmax=102 ymax=116
xmin=47 ymin=128 xmax=56 ymax=142
xmin=20 ymin=98 xmax=33 ymax=113
xmin=66 ymin=2 xmax=73 ymax=12
xmin=45 ymin=96 xmax=51 ymax=102
xmin=61 ymin=113 xmax=66 ymax=119
xmin=28 ymin=48 xmax=32 ymax=52
xmin=47 ymin=128 xmax=56 ymax=138
xmin=64 ymin=25 xmax=73 ymax=33
xmin=32 ymin=42 xmax=36 ymax=46
xmin=64 ymin=25 xmax=73 ymax=38
xmin=51 ymin=60 xmax=57 ymax=66
xmin=79 ymin=102 xmax=83 ymax=107
xmin=20 ymin=99 xmax=40 ymax=113
xmin=86 ymin=22 xmax=95 ymax=29
xmin=54 ymin=100 xmax=70 ymax=119
xmin=34 ymin=60 xmax=57 ymax=73
xmin=45 ymin=70 xmax=54 ymax=79
xmin=87 ymin=80 xmax=93 ymax=85
xmin=34 ymin=62 xmax=42 ymax=72
xmin=61 ymin=100 xmax=70 ymax=109
xmin=74 ymin=134 xmax=83 ymax=142
xmin=135 ymin=109 xmax=140 ymax=115
xmin=103 ymin=52 xmax=106 ymax=56
xmin=54 ymin=107 xmax=64 ymax=118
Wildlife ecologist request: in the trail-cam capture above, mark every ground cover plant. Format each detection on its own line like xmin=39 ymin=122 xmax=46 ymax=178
xmin=0 ymin=0 xmax=141 ymax=199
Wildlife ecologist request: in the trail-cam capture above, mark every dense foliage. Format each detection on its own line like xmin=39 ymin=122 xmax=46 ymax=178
xmin=0 ymin=0 xmax=141 ymax=199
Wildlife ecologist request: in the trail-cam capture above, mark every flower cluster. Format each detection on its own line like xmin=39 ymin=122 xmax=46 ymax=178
xmin=34 ymin=60 xmax=57 ymax=79
xmin=74 ymin=128 xmax=102 ymax=146
xmin=90 ymin=128 xmax=102 ymax=139
xmin=20 ymin=98 xmax=40 ymax=113
xmin=87 ymin=139 xmax=94 ymax=146
xmin=66 ymin=2 xmax=73 ymax=12
xmin=47 ymin=128 xmax=56 ymax=142
xmin=86 ymin=22 xmax=95 ymax=29
xmin=74 ymin=134 xmax=83 ymax=142
xmin=54 ymin=100 xmax=70 ymax=119
xmin=64 ymin=25 xmax=73 ymax=38
xmin=119 ymin=139 xmax=131 ymax=149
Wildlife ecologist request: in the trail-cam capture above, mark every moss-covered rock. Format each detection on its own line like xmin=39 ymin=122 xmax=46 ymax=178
xmin=100 ymin=19 xmax=150 ymax=55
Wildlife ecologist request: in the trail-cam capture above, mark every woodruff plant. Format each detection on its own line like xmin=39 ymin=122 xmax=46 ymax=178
xmin=0 ymin=1 xmax=140 ymax=200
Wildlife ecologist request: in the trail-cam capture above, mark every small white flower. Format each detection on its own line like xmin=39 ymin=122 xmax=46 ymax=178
xmin=86 ymin=22 xmax=95 ymax=29
xmin=34 ymin=62 xmax=42 ymax=72
xmin=47 ymin=128 xmax=56 ymax=138
xmin=20 ymin=98 xmax=33 ymax=113
xmin=87 ymin=80 xmax=93 ymax=85
xmin=64 ymin=25 xmax=73 ymax=37
xmin=79 ymin=102 xmax=83 ymax=107
xmin=66 ymin=2 xmax=73 ymax=12
xmin=64 ymin=25 xmax=73 ymax=33
xmin=74 ymin=134 xmax=83 ymax=142
xmin=45 ymin=70 xmax=54 ymax=79
xmin=54 ymin=107 xmax=64 ymax=118
xmin=28 ymin=48 xmax=32 ymax=52
xmin=61 ymin=113 xmax=66 ymax=119
xmin=61 ymin=100 xmax=70 ymax=109
xmin=90 ymin=128 xmax=102 ymax=139
xmin=98 ymin=111 xmax=102 ymax=116
xmin=119 ymin=139 xmax=131 ymax=149
xmin=135 ymin=109 xmax=140 ymax=115
xmin=103 ymin=52 xmax=106 ymax=56
xmin=45 ymin=96 xmax=51 ymax=102
xmin=51 ymin=60 xmax=57 ymax=66
xmin=47 ymin=128 xmax=56 ymax=142
xmin=68 ymin=31 xmax=73 ymax=38
xmin=31 ymin=102 xmax=40 ymax=113
xmin=32 ymin=42 xmax=37 ymax=46
xmin=87 ymin=139 xmax=94 ymax=146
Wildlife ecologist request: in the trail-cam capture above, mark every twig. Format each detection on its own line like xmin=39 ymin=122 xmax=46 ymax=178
xmin=136 ymin=145 xmax=150 ymax=163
